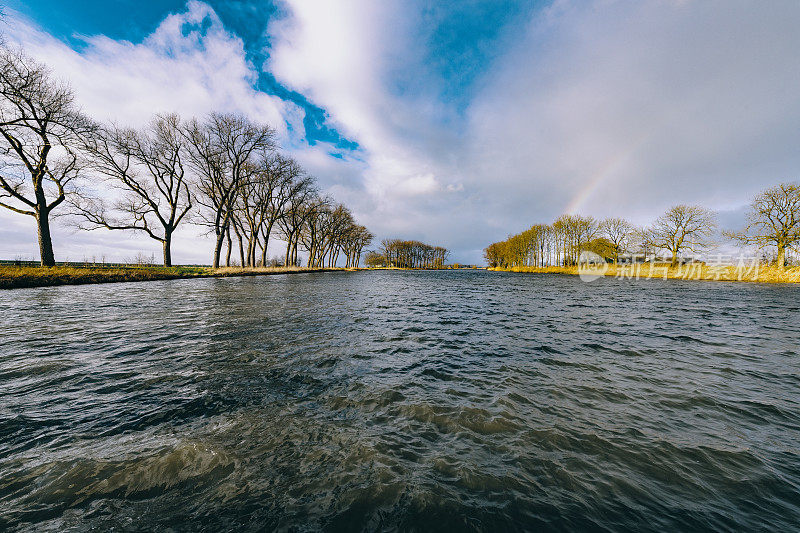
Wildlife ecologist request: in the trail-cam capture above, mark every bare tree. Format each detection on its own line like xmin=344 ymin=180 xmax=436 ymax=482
xmin=649 ymin=205 xmax=717 ymax=266
xmin=380 ymin=239 xmax=448 ymax=269
xmin=323 ymin=205 xmax=355 ymax=267
xmin=725 ymin=182 xmax=800 ymax=268
xmin=184 ymin=112 xmax=275 ymax=268
xmin=599 ymin=217 xmax=635 ymax=264
xmin=278 ymin=175 xmax=316 ymax=267
xmin=0 ymin=46 xmax=94 ymax=265
xmin=259 ymin=156 xmax=303 ymax=266
xmin=73 ymin=114 xmax=191 ymax=266
xmin=231 ymin=153 xmax=290 ymax=267
xmin=551 ymin=214 xmax=596 ymax=266
xmin=486 ymin=210 xmax=713 ymax=269
xmin=299 ymin=197 xmax=333 ymax=267
xmin=352 ymin=226 xmax=374 ymax=267
xmin=629 ymin=227 xmax=654 ymax=261
xmin=364 ymin=250 xmax=387 ymax=267
xmin=339 ymin=223 xmax=373 ymax=268
xmin=229 ymin=158 xmax=269 ymax=267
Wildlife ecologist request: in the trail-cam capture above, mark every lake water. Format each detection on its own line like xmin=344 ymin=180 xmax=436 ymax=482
xmin=1 ymin=270 xmax=799 ymax=531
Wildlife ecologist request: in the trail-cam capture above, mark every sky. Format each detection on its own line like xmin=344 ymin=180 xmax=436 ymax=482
xmin=2 ymin=0 xmax=799 ymax=265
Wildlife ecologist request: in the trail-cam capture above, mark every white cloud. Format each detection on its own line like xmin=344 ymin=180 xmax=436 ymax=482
xmin=269 ymin=0 xmax=800 ymax=262
xmin=465 ymin=0 xmax=800 ymax=231
xmin=266 ymin=0 xmax=472 ymax=248
xmin=395 ymin=174 xmax=440 ymax=196
xmin=7 ymin=1 xmax=296 ymax=128
xmin=0 ymin=2 xmax=307 ymax=263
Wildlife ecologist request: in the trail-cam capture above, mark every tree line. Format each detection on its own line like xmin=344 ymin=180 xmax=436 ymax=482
xmin=485 ymin=183 xmax=800 ymax=270
xmin=0 ymin=46 xmax=371 ymax=268
xmin=365 ymin=239 xmax=449 ymax=269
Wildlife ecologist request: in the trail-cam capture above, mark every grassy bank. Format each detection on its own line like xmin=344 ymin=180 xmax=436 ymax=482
xmin=0 ymin=265 xmax=354 ymax=289
xmin=364 ymin=266 xmax=479 ymax=271
xmin=490 ymin=264 xmax=800 ymax=284
xmin=212 ymin=266 xmax=353 ymax=277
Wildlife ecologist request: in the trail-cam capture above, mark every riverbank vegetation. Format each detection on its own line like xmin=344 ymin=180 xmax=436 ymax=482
xmin=486 ymin=183 xmax=800 ymax=280
xmin=0 ymin=45 xmax=372 ymax=269
xmin=0 ymin=263 xmax=352 ymax=289
xmin=365 ymin=240 xmax=450 ymax=268
xmin=492 ymin=264 xmax=800 ymax=284
xmin=0 ymin=264 xmax=207 ymax=289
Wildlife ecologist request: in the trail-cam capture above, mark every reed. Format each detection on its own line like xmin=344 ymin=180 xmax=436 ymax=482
xmin=0 ymin=264 xmax=359 ymax=289
xmin=212 ymin=266 xmax=353 ymax=276
xmin=0 ymin=265 xmax=210 ymax=289
xmin=491 ymin=264 xmax=800 ymax=283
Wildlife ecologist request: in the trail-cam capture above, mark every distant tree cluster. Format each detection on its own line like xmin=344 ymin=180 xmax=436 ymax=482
xmin=375 ymin=239 xmax=449 ymax=269
xmin=485 ymin=215 xmax=632 ymax=269
xmin=364 ymin=250 xmax=387 ymax=268
xmin=299 ymin=204 xmax=373 ymax=268
xmin=0 ymin=45 xmax=371 ymax=267
xmin=487 ymin=183 xmax=800 ymax=269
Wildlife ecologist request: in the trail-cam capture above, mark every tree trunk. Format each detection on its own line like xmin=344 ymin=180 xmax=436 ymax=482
xmin=778 ymin=244 xmax=786 ymax=270
xmin=225 ymin=228 xmax=232 ymax=267
xmin=260 ymin=241 xmax=268 ymax=267
xmin=36 ymin=207 xmax=56 ymax=267
xmin=30 ymin=158 xmax=57 ymax=268
xmin=261 ymin=221 xmax=274 ymax=267
xmin=213 ymin=229 xmax=224 ymax=269
xmin=162 ymin=233 xmax=172 ymax=267
xmin=247 ymin=232 xmax=257 ymax=267
xmin=237 ymin=233 xmax=245 ymax=269
xmin=671 ymin=250 xmax=678 ymax=267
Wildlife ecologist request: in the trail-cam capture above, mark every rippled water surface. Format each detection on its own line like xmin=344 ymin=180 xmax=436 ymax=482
xmin=1 ymin=270 xmax=799 ymax=531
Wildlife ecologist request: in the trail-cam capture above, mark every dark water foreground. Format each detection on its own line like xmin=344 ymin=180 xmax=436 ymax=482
xmin=1 ymin=270 xmax=798 ymax=531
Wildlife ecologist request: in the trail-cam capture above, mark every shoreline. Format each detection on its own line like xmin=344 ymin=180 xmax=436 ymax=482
xmin=0 ymin=265 xmax=358 ymax=290
xmin=8 ymin=263 xmax=797 ymax=289
xmin=0 ymin=265 xmax=483 ymax=289
xmin=489 ymin=264 xmax=800 ymax=284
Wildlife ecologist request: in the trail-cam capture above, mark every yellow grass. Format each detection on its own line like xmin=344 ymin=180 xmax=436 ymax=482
xmin=0 ymin=265 xmax=210 ymax=289
xmin=0 ymin=264 xmax=357 ymax=289
xmin=490 ymin=264 xmax=800 ymax=283
xmin=364 ymin=266 xmax=466 ymax=270
xmin=212 ymin=266 xmax=355 ymax=276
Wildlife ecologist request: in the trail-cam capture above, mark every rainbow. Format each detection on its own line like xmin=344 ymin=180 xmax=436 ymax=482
xmin=563 ymin=134 xmax=650 ymax=215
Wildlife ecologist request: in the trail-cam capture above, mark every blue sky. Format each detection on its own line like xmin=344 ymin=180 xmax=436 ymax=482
xmin=2 ymin=1 xmax=800 ymax=264
xmin=6 ymin=0 xmax=359 ymax=151
xmin=6 ymin=0 xmax=534 ymax=150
